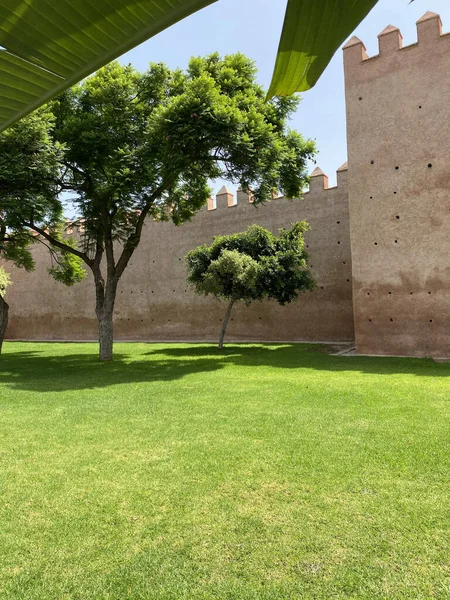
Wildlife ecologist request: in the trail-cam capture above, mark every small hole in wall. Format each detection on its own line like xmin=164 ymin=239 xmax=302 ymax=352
xmin=396 ymin=215 xmax=400 ymax=220
xmin=428 ymin=163 xmax=433 ymax=168
xmin=410 ymin=292 xmax=413 ymax=295
xmin=347 ymin=279 xmax=350 ymax=282
xmin=358 ymin=96 xmax=363 ymax=101
xmin=429 ymin=320 xmax=433 ymax=323
xmin=337 ymin=241 xmax=341 ymax=244
xmin=390 ymin=318 xmax=394 ymax=322
xmin=393 ymin=191 xmax=397 ymax=195
xmin=419 ymin=105 xmax=422 ymax=109
xmin=337 ymin=221 xmax=341 ymax=224
xmin=428 ymin=291 xmax=432 ymax=295
xmin=394 ymin=240 xmax=398 ymax=244
xmin=320 ymin=286 xmax=324 ymax=290
xmin=369 ymin=319 xmax=372 ymax=322
xmin=343 ymin=261 xmax=346 ymax=265
xmin=370 ymin=160 xmax=374 ymax=165
xmin=395 ymin=166 xmax=399 ymax=170
xmin=367 ymin=292 xmax=370 ymax=296
xmin=370 ymin=196 xmax=373 ymax=200
xmin=374 ymin=242 xmax=378 ymax=246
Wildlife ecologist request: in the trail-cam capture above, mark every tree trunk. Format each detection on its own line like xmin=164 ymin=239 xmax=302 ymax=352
xmin=0 ymin=295 xmax=9 ymax=355
xmin=218 ymin=299 xmax=235 ymax=350
xmin=95 ymin=275 xmax=118 ymax=362
xmin=98 ymin=307 xmax=114 ymax=361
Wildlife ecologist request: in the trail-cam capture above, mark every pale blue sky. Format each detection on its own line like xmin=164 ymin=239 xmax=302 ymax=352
xmin=118 ymin=0 xmax=450 ymax=191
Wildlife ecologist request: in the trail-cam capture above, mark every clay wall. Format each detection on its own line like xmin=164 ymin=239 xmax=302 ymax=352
xmin=4 ymin=167 xmax=354 ymax=343
xmin=344 ymin=12 xmax=450 ymax=357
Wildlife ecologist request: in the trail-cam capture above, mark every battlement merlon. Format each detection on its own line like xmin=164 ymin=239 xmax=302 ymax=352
xmin=417 ymin=12 xmax=443 ymax=45
xmin=378 ymin=25 xmax=403 ymax=55
xmin=343 ymin=12 xmax=448 ymax=81
xmin=216 ymin=185 xmax=235 ymax=209
xmin=336 ymin=162 xmax=348 ymax=187
xmin=309 ymin=167 xmax=329 ymax=192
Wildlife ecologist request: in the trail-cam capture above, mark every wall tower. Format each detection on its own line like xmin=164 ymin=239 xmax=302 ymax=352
xmin=344 ymin=12 xmax=450 ymax=357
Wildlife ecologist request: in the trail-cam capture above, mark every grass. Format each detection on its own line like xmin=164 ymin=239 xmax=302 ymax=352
xmin=0 ymin=342 xmax=450 ymax=599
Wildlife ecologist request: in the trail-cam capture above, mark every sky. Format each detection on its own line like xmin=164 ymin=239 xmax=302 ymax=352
xmin=117 ymin=0 xmax=450 ymax=191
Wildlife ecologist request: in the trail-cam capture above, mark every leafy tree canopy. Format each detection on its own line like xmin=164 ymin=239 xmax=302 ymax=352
xmin=0 ymin=106 xmax=85 ymax=283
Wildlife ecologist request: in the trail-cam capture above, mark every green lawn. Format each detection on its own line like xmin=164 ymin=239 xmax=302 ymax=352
xmin=1 ymin=343 xmax=450 ymax=599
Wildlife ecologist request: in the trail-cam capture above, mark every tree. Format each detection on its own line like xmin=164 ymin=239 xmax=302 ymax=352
xmin=20 ymin=54 xmax=315 ymax=361
xmin=0 ymin=107 xmax=85 ymax=353
xmin=186 ymin=223 xmax=315 ymax=349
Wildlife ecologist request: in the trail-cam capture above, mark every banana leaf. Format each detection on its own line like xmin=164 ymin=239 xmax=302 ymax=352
xmin=267 ymin=0 xmax=380 ymax=98
xmin=0 ymin=0 xmax=216 ymax=132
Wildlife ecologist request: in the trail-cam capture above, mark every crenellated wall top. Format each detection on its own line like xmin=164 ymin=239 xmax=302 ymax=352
xmin=343 ymin=12 xmax=449 ymax=80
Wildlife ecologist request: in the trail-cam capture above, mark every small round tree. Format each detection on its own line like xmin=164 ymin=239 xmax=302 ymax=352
xmin=186 ymin=223 xmax=315 ymax=349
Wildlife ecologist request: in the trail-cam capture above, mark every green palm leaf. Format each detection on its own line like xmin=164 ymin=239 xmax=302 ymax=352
xmin=267 ymin=0 xmax=379 ymax=98
xmin=0 ymin=0 xmax=216 ymax=132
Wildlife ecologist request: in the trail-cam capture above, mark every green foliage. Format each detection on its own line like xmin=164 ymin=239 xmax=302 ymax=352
xmin=200 ymin=250 xmax=260 ymax=302
xmin=0 ymin=107 xmax=64 ymax=222
xmin=0 ymin=107 xmax=86 ymax=288
xmin=47 ymin=237 xmax=86 ymax=286
xmin=0 ymin=106 xmax=63 ymax=273
xmin=186 ymin=223 xmax=315 ymax=306
xmin=0 ymin=267 xmax=11 ymax=297
xmin=52 ymin=55 xmax=315 ymax=248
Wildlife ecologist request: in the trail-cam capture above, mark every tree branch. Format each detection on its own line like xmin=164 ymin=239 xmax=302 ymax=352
xmin=23 ymin=221 xmax=93 ymax=268
xmin=115 ymin=182 xmax=169 ymax=279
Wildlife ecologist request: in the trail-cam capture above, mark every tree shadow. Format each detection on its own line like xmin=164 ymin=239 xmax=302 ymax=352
xmin=0 ymin=347 xmax=229 ymax=394
xmin=0 ymin=343 xmax=449 ymax=395
xmin=144 ymin=344 xmax=450 ymax=377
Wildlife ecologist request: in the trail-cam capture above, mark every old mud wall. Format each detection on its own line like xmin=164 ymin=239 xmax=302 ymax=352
xmin=5 ymin=168 xmax=354 ymax=344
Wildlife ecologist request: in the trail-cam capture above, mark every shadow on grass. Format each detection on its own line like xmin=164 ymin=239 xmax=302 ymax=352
xmin=0 ymin=343 xmax=449 ymax=394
